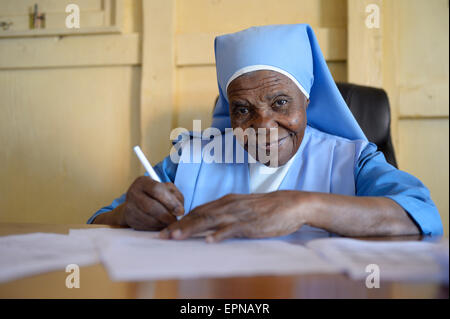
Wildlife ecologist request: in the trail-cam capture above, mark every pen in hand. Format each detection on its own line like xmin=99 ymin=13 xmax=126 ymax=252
xmin=133 ymin=145 xmax=162 ymax=182
xmin=133 ymin=146 xmax=182 ymax=220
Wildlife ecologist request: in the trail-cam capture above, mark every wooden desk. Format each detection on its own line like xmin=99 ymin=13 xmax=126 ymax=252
xmin=0 ymin=223 xmax=447 ymax=299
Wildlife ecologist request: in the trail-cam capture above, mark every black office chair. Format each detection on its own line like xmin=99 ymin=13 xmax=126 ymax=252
xmin=212 ymin=82 xmax=397 ymax=168
xmin=335 ymin=82 xmax=397 ymax=168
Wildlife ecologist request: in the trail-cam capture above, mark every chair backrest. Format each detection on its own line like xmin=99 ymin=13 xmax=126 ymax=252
xmin=211 ymin=82 xmax=398 ymax=168
xmin=336 ymin=82 xmax=397 ymax=168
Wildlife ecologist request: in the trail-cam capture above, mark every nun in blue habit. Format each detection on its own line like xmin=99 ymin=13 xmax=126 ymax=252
xmin=88 ymin=24 xmax=443 ymax=240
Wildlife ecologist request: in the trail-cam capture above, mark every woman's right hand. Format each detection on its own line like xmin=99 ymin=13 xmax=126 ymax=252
xmin=120 ymin=176 xmax=185 ymax=230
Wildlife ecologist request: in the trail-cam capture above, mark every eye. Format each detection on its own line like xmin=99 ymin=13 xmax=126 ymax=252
xmin=274 ymin=99 xmax=288 ymax=107
xmin=235 ymin=107 xmax=249 ymax=115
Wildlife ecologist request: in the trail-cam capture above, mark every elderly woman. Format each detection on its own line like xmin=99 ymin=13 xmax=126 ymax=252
xmin=88 ymin=24 xmax=443 ymax=241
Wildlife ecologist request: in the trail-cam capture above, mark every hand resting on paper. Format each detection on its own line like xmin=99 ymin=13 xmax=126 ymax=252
xmin=158 ymin=190 xmax=420 ymax=243
xmin=159 ymin=191 xmax=309 ymax=243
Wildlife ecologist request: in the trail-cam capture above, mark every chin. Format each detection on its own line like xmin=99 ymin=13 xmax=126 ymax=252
xmin=258 ymin=148 xmax=293 ymax=167
xmin=246 ymin=134 xmax=301 ymax=166
xmin=271 ymin=141 xmax=296 ymax=166
xmin=269 ymin=153 xmax=291 ymax=167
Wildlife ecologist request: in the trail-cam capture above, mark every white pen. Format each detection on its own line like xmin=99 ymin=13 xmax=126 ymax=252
xmin=133 ymin=145 xmax=162 ymax=182
xmin=133 ymin=146 xmax=182 ymax=220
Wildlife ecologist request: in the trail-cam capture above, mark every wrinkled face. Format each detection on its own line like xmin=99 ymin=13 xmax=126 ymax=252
xmin=227 ymin=70 xmax=309 ymax=166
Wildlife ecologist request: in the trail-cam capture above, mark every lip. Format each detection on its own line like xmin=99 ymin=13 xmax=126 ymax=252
xmin=258 ymin=135 xmax=290 ymax=150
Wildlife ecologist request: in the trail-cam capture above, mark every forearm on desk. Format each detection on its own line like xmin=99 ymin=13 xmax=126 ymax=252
xmin=91 ymin=203 xmax=127 ymax=226
xmin=92 ymin=192 xmax=421 ymax=236
xmin=303 ymin=193 xmax=421 ymax=237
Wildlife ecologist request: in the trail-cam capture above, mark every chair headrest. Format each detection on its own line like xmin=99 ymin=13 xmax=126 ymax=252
xmin=336 ymin=83 xmax=391 ymax=146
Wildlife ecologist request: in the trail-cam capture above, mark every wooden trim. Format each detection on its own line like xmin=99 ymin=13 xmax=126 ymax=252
xmin=140 ymin=0 xmax=176 ymax=164
xmin=176 ymin=28 xmax=347 ymax=67
xmin=103 ymin=0 xmax=112 ymax=26
xmin=0 ymin=0 xmax=102 ymax=15
xmin=347 ymin=0 xmax=383 ymax=87
xmin=111 ymin=0 xmax=123 ymax=30
xmin=0 ymin=33 xmax=141 ymax=69
xmin=0 ymin=26 xmax=122 ymax=38
xmin=398 ymin=115 xmax=449 ymax=120
xmin=0 ymin=0 xmax=123 ymax=38
xmin=399 ymin=106 xmax=449 ymax=119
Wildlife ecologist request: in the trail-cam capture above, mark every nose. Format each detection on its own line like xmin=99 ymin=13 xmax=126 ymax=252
xmin=249 ymin=109 xmax=279 ymax=144
xmin=250 ymin=109 xmax=277 ymax=130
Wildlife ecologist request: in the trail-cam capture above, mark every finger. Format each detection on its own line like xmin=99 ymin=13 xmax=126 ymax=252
xmin=142 ymin=179 xmax=184 ymax=216
xmin=164 ymin=183 xmax=185 ymax=208
xmin=134 ymin=192 xmax=177 ymax=225
xmin=206 ymin=224 xmax=239 ymax=243
xmin=181 ymin=195 xmax=233 ymax=220
xmin=169 ymin=196 xmax=245 ymax=238
xmin=159 ymin=195 xmax=242 ymax=240
xmin=159 ymin=213 xmax=219 ymax=240
xmin=127 ymin=204 xmax=166 ymax=231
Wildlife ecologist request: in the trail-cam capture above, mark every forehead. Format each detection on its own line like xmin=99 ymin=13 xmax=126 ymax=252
xmin=227 ymin=70 xmax=298 ymax=97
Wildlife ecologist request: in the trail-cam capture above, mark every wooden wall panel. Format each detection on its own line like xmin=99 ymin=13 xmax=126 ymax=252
xmin=176 ymin=0 xmax=347 ymax=33
xmin=140 ymin=0 xmax=175 ymax=165
xmin=0 ymin=34 xmax=140 ymax=69
xmin=347 ymin=0 xmax=383 ymax=88
xmin=176 ymin=28 xmax=347 ymax=67
xmin=0 ymin=66 xmax=141 ymax=224
xmin=175 ymin=65 xmax=217 ymax=130
xmin=398 ymin=119 xmax=449 ymax=235
xmin=0 ymin=0 xmax=142 ymax=224
xmin=395 ymin=0 xmax=449 ymax=118
xmin=348 ymin=0 xmax=448 ymax=235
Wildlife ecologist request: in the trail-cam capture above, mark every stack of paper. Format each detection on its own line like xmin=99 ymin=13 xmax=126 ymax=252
xmin=69 ymin=228 xmax=340 ymax=281
xmin=0 ymin=227 xmax=447 ymax=284
xmin=0 ymin=232 xmax=99 ymax=283
xmin=307 ymin=238 xmax=449 ymax=282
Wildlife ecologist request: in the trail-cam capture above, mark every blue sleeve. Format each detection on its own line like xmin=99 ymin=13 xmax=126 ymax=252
xmin=86 ymin=155 xmax=179 ymax=224
xmin=355 ymin=143 xmax=443 ymax=236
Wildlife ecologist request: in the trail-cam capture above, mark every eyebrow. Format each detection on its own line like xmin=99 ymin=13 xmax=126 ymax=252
xmin=265 ymin=91 xmax=290 ymax=101
xmin=231 ymin=100 xmax=249 ymax=107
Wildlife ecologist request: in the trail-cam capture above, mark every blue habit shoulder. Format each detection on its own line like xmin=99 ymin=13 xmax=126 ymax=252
xmin=354 ymin=143 xmax=443 ymax=236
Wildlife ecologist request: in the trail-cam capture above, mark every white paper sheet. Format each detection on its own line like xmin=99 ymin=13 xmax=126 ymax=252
xmin=69 ymin=228 xmax=340 ymax=281
xmin=0 ymin=232 xmax=99 ymax=283
xmin=306 ymin=238 xmax=449 ymax=283
xmin=3 ymin=228 xmax=447 ymax=284
xmin=69 ymin=227 xmax=160 ymax=240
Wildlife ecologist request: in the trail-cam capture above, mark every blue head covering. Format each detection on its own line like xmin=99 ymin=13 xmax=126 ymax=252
xmin=212 ymin=24 xmax=367 ymax=141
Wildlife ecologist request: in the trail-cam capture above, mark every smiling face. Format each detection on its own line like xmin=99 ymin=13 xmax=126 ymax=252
xmin=227 ymin=70 xmax=309 ymax=166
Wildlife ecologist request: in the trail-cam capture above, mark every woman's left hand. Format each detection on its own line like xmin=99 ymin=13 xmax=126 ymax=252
xmin=159 ymin=191 xmax=311 ymax=242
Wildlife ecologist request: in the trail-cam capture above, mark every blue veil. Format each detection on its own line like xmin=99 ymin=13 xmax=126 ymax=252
xmin=212 ymin=24 xmax=367 ymax=141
